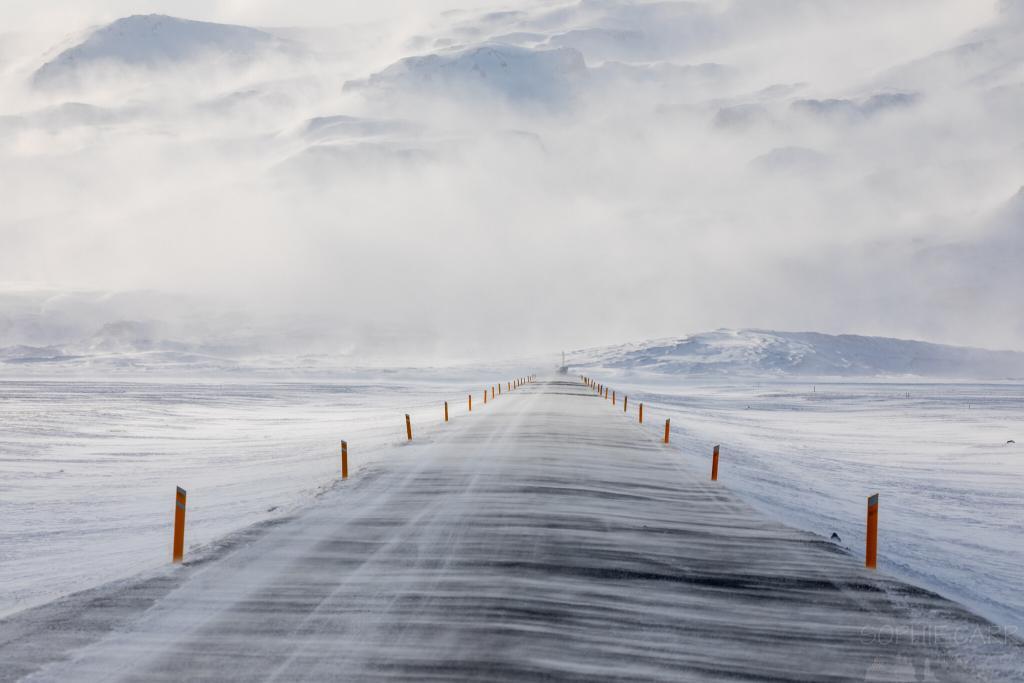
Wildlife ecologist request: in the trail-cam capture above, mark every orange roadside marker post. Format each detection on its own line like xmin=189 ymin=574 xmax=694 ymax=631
xmin=405 ymin=414 xmax=413 ymax=440
xmin=711 ymin=445 xmax=719 ymax=481
xmin=468 ymin=394 xmax=472 ymax=412
xmin=341 ymin=440 xmax=348 ymax=479
xmin=639 ymin=403 xmax=644 ymax=423
xmin=492 ymin=386 xmax=495 ymax=400
xmin=444 ymin=401 xmax=449 ymax=422
xmin=866 ymin=494 xmax=879 ymax=569
xmin=612 ymin=390 xmax=616 ymax=405
xmin=664 ymin=418 xmax=670 ymax=444
xmin=172 ymin=486 xmax=186 ymax=563
xmin=624 ymin=396 xmax=627 ymax=412
xmin=484 ymin=388 xmax=488 ymax=404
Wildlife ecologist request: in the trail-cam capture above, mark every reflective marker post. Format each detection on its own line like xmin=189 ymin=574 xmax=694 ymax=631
xmin=866 ymin=494 xmax=879 ymax=569
xmin=172 ymin=487 xmax=186 ymax=564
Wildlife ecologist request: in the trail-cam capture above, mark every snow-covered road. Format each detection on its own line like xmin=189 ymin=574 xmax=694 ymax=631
xmin=1 ymin=377 xmax=1021 ymax=680
xmin=576 ymin=374 xmax=1024 ymax=635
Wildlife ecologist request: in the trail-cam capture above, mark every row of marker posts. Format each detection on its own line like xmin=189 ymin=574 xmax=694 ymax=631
xmin=579 ymin=374 xmax=881 ymax=571
xmin=171 ymin=373 xmax=879 ymax=569
xmin=170 ymin=374 xmax=537 ymax=563
xmin=406 ymin=376 xmax=535 ymax=444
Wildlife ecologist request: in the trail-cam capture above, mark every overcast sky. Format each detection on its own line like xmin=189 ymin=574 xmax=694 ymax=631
xmin=0 ymin=1 xmax=1020 ymax=362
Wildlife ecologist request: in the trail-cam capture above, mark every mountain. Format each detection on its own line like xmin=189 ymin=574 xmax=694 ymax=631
xmin=345 ymin=44 xmax=588 ymax=106
xmin=570 ymin=329 xmax=1024 ymax=379
xmin=33 ymin=15 xmax=298 ymax=88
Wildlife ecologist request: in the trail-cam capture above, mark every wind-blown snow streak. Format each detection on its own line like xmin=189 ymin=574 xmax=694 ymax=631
xmin=1 ymin=379 xmax=1020 ymax=680
xmin=573 ymin=374 xmax=1024 ymax=637
xmin=0 ymin=373 xmax=528 ymax=619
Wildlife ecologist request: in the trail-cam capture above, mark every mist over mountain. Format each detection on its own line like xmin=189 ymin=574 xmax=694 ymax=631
xmin=347 ymin=44 xmax=590 ymax=107
xmin=32 ymin=15 xmax=303 ymax=89
xmin=0 ymin=1 xmax=1021 ymax=365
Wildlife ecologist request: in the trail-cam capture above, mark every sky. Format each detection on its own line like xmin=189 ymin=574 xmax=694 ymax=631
xmin=0 ymin=0 xmax=1021 ymax=365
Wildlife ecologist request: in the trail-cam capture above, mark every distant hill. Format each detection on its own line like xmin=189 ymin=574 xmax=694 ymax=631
xmin=33 ymin=15 xmax=298 ymax=88
xmin=570 ymin=329 xmax=1024 ymax=379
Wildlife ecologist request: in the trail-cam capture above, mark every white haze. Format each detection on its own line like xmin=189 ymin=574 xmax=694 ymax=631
xmin=0 ymin=0 xmax=1021 ymax=366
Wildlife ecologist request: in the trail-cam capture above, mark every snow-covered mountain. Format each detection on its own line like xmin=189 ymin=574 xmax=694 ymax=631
xmin=346 ymin=44 xmax=589 ymax=106
xmin=2 ymin=2 xmax=1023 ymax=362
xmin=570 ymin=329 xmax=1024 ymax=379
xmin=33 ymin=15 xmax=300 ymax=88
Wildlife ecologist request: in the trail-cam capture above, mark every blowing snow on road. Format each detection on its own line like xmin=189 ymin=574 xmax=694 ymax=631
xmin=3 ymin=0 xmax=1024 ymax=680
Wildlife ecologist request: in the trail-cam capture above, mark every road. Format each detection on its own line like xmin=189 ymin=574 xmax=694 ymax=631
xmin=1 ymin=377 xmax=1021 ymax=681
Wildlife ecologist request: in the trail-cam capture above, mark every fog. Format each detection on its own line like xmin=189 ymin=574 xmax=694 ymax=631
xmin=0 ymin=0 xmax=1021 ymax=368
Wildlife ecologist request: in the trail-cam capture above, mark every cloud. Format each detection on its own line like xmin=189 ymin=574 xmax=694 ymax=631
xmin=0 ymin=0 xmax=1021 ymax=370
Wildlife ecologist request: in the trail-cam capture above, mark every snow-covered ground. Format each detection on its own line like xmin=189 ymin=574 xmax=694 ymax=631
xmin=4 ymin=364 xmax=1023 ymax=644
xmin=577 ymin=371 xmax=1024 ymax=634
xmin=0 ymin=372 xmax=528 ymax=618
xmin=6 ymin=377 xmax=1022 ymax=681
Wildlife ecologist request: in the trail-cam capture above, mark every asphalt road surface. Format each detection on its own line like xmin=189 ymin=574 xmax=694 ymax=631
xmin=2 ymin=377 xmax=1021 ymax=681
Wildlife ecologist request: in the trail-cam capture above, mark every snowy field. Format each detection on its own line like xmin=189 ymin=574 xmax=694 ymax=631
xmin=3 ymin=371 xmax=1023 ymax=643
xmin=0 ymin=372 xmax=523 ymax=618
xmin=7 ymin=377 xmax=1021 ymax=681
xmin=587 ymin=373 xmax=1024 ymax=634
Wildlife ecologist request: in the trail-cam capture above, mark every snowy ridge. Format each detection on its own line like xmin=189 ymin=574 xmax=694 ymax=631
xmin=571 ymin=329 xmax=1024 ymax=379
xmin=345 ymin=44 xmax=589 ymax=105
xmin=33 ymin=15 xmax=299 ymax=88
